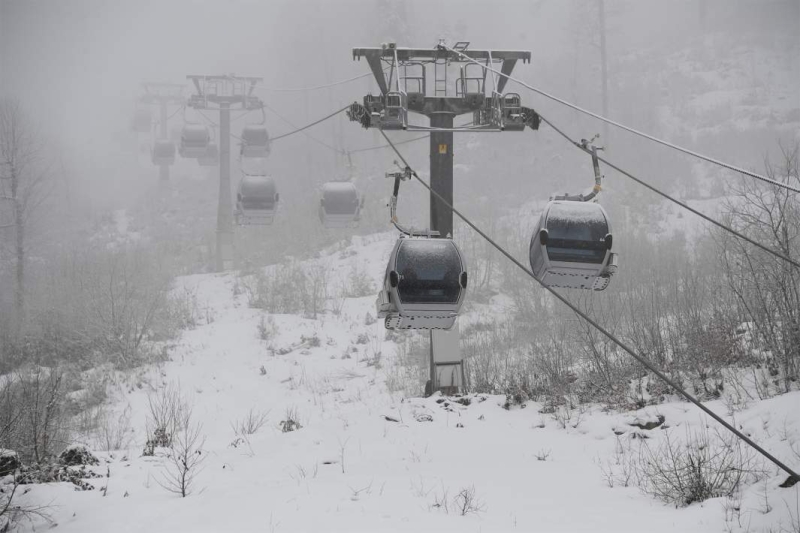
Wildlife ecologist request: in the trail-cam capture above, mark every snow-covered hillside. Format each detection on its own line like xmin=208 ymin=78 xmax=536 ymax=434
xmin=14 ymin=233 xmax=800 ymax=533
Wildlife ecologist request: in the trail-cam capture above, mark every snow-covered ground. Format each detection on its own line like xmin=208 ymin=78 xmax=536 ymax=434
xmin=16 ymin=233 xmax=800 ymax=533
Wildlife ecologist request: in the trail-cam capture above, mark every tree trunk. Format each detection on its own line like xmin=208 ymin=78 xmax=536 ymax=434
xmin=11 ymin=166 xmax=24 ymax=328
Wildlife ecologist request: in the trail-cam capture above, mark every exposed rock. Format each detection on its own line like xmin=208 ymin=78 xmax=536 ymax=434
xmin=0 ymin=449 xmax=20 ymax=476
xmin=629 ymin=414 xmax=665 ymax=431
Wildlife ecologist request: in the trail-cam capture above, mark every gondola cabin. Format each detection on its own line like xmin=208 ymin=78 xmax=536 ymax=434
xmin=528 ymin=201 xmax=617 ymax=290
xmin=178 ymin=125 xmax=210 ymax=158
xmin=151 ymin=140 xmax=176 ymax=166
xmin=319 ymin=182 xmax=362 ymax=228
xmin=235 ymin=175 xmax=279 ymax=225
xmin=198 ymin=142 xmax=219 ymax=166
xmin=376 ymin=237 xmax=468 ymax=330
xmin=240 ymin=125 xmax=270 ymax=158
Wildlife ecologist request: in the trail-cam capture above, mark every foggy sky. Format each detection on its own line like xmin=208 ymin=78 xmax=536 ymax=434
xmin=1 ymin=0 xmax=797 ymax=216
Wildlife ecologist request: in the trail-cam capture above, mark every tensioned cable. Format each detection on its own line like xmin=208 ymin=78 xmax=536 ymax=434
xmin=349 ymin=120 xmax=478 ymax=153
xmin=350 ymin=134 xmax=430 ymax=154
xmin=378 ymin=129 xmax=800 ymax=485
xmin=264 ymin=104 xmax=342 ymax=153
xmin=230 ymin=109 xmax=256 ymax=123
xmin=535 ymin=113 xmax=800 ymax=270
xmin=249 ymin=71 xmax=375 ymax=92
xmin=443 ymin=45 xmax=800 ymax=194
xmin=157 ymin=105 xmax=185 ymax=126
xmin=269 ymin=104 xmax=349 ymax=143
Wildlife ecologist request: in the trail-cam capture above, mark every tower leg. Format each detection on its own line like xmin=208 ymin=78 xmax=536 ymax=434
xmin=216 ymin=103 xmax=234 ymax=271
xmin=427 ymin=112 xmax=461 ymax=395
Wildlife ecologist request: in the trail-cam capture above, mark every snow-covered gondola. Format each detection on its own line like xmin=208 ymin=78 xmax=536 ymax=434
xmin=151 ymin=139 xmax=176 ymax=166
xmin=178 ymin=124 xmax=210 ymax=158
xmin=240 ymin=125 xmax=270 ymax=158
xmin=376 ymin=237 xmax=468 ymax=330
xmin=528 ymin=200 xmax=617 ymax=290
xmin=234 ymin=174 xmax=279 ymax=226
xmin=319 ymin=182 xmax=362 ymax=228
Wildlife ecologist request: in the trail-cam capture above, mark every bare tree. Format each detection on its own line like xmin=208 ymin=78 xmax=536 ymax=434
xmin=158 ymin=404 xmax=206 ymax=498
xmin=0 ymin=98 xmax=51 ymax=330
xmin=716 ymin=144 xmax=800 ymax=392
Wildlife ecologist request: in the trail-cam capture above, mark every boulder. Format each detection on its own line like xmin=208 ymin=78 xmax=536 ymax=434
xmin=0 ymin=449 xmax=21 ymax=476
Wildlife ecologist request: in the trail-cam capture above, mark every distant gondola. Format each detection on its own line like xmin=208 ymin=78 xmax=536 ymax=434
xmin=240 ymin=125 xmax=270 ymax=158
xmin=178 ymin=124 xmax=210 ymax=158
xmin=376 ymin=237 xmax=468 ymax=330
xmin=235 ymin=174 xmax=279 ymax=225
xmin=319 ymin=182 xmax=362 ymax=228
xmin=528 ymin=200 xmax=617 ymax=290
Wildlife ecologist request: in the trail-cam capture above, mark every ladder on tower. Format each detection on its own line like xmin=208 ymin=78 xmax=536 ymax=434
xmin=434 ymin=41 xmax=469 ymax=97
xmin=434 ymin=58 xmax=448 ymax=96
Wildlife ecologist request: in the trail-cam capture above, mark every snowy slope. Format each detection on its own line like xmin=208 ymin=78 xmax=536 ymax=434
xmin=16 ymin=234 xmax=800 ymax=533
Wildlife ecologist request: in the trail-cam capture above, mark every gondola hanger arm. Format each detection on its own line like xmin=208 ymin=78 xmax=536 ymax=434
xmin=385 ymin=161 xmax=439 ymax=238
xmin=551 ymin=135 xmax=604 ymax=202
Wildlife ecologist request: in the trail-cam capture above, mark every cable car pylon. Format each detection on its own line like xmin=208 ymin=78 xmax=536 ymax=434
xmin=137 ymin=82 xmax=184 ymax=181
xmin=348 ymin=40 xmax=540 ymax=395
xmin=186 ymin=75 xmax=265 ymax=272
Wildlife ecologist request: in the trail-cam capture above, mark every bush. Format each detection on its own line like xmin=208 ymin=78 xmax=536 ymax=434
xmin=58 ymin=444 xmax=99 ymax=466
xmin=635 ymin=425 xmax=764 ymax=506
xmin=342 ymin=264 xmax=374 ymax=298
xmin=241 ymin=262 xmax=329 ymax=319
xmin=0 ymin=366 xmax=70 ymax=464
xmin=279 ymin=407 xmax=302 ymax=433
xmin=231 ymin=408 xmax=270 ymax=437
xmin=143 ymin=384 xmax=184 ymax=455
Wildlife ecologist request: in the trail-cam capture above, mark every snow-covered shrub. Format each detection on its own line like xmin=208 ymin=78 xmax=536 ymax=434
xmin=152 ymin=285 xmax=201 ymax=338
xmin=341 ymin=264 xmax=374 ymax=298
xmin=279 ymin=407 xmax=302 ymax=433
xmin=634 ymin=425 xmax=765 ymax=506
xmin=143 ymin=383 xmax=185 ymax=455
xmin=0 ymin=366 xmax=70 ymax=464
xmin=242 ymin=261 xmax=330 ymax=319
xmin=58 ymin=444 xmax=98 ymax=466
xmin=301 ymin=333 xmax=321 ymax=348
